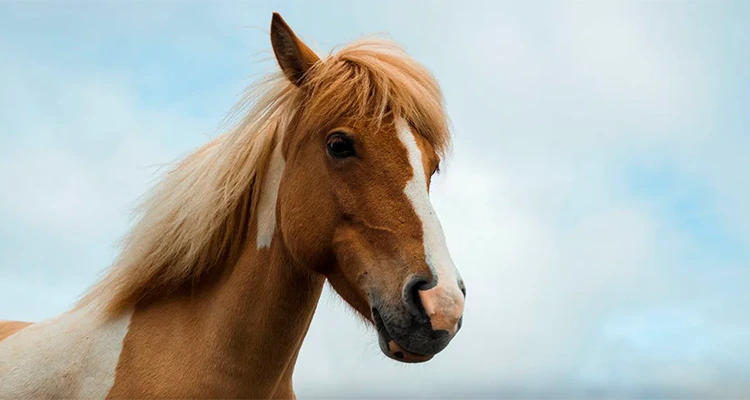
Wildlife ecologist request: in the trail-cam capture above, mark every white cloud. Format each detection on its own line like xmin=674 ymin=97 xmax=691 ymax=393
xmin=0 ymin=44 xmax=218 ymax=319
xmin=0 ymin=1 xmax=748 ymax=397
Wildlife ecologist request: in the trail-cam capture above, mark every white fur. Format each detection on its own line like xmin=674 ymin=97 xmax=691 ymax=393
xmin=0 ymin=303 xmax=132 ymax=399
xmin=396 ymin=117 xmax=462 ymax=296
xmin=256 ymin=140 xmax=285 ymax=249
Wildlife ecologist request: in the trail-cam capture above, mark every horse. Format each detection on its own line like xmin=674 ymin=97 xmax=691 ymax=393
xmin=0 ymin=12 xmax=466 ymax=399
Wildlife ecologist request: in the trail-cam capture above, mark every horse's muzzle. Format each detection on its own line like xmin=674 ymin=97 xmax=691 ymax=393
xmin=370 ymin=276 xmax=465 ymax=363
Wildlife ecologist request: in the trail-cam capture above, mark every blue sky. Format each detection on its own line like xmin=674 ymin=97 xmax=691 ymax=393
xmin=1 ymin=1 xmax=749 ymax=397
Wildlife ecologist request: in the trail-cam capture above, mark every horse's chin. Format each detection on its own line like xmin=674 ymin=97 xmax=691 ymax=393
xmin=372 ymin=307 xmax=434 ymax=363
xmin=377 ymin=334 xmax=434 ymax=363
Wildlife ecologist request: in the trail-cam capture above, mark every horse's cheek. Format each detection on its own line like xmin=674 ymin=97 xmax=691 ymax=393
xmin=278 ymin=171 xmax=336 ymax=268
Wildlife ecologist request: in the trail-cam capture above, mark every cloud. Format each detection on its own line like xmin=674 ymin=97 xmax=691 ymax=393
xmin=0 ymin=37 xmax=219 ymax=320
xmin=0 ymin=1 xmax=748 ymax=398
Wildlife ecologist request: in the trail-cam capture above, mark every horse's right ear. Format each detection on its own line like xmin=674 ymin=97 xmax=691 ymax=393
xmin=270 ymin=13 xmax=320 ymax=86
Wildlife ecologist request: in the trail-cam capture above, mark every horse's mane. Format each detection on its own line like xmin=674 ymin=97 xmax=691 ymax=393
xmin=77 ymin=37 xmax=451 ymax=317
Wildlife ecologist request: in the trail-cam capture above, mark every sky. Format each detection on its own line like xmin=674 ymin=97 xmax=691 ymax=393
xmin=1 ymin=0 xmax=749 ymax=398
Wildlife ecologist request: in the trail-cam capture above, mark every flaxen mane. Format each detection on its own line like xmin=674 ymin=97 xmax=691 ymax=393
xmin=77 ymin=38 xmax=452 ymax=317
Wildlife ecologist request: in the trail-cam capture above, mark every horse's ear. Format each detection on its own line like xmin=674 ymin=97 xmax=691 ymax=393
xmin=270 ymin=13 xmax=320 ymax=86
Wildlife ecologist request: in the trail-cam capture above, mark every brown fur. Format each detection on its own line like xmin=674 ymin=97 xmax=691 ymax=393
xmin=0 ymin=320 xmax=32 ymax=342
xmin=76 ymin=17 xmax=449 ymax=319
xmin=107 ymin=234 xmax=323 ymax=398
xmin=80 ymin=13 xmax=455 ymax=398
xmin=106 ymin=106 xmax=441 ymax=399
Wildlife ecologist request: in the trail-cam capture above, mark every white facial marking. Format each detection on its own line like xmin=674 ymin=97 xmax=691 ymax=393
xmin=256 ymin=139 xmax=286 ymax=249
xmin=396 ymin=117 xmax=464 ymax=332
xmin=0 ymin=303 xmax=133 ymax=398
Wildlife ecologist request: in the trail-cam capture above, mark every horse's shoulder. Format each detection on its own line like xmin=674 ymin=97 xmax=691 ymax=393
xmin=0 ymin=320 xmax=33 ymax=343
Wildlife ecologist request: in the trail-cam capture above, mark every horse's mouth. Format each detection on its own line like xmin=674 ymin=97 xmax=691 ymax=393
xmin=371 ymin=307 xmax=433 ymax=363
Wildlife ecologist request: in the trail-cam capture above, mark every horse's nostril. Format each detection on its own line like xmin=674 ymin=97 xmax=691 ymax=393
xmin=403 ymin=277 xmax=430 ymax=322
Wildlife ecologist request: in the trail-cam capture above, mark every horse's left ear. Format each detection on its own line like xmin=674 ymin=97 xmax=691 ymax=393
xmin=270 ymin=13 xmax=320 ymax=86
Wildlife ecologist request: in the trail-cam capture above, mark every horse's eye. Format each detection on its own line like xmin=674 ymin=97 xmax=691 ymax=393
xmin=327 ymin=133 xmax=355 ymax=159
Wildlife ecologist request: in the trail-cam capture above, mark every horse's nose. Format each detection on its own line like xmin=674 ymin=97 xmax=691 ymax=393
xmin=404 ymin=276 xmax=465 ymax=336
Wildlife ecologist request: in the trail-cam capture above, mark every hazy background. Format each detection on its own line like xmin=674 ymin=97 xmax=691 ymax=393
xmin=1 ymin=1 xmax=749 ymax=398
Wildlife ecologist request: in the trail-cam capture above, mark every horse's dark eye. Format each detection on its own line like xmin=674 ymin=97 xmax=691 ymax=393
xmin=327 ymin=133 xmax=355 ymax=159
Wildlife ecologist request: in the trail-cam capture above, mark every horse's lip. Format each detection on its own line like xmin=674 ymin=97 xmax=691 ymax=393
xmin=372 ymin=307 xmax=394 ymax=342
xmin=371 ymin=307 xmax=432 ymax=361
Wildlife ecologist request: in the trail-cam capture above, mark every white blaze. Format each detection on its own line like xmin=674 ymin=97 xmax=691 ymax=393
xmin=396 ymin=117 xmax=463 ymax=327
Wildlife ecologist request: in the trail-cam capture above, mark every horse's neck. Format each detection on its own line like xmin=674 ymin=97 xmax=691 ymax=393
xmin=207 ymin=239 xmax=326 ymax=394
xmin=208 ymin=237 xmax=325 ymax=382
xmin=108 ymin=235 xmax=326 ymax=398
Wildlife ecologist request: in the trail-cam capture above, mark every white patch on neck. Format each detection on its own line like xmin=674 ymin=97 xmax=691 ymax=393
xmin=395 ymin=117 xmax=461 ymax=293
xmin=0 ymin=303 xmax=133 ymax=398
xmin=256 ymin=139 xmax=286 ymax=249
